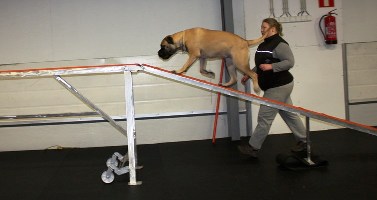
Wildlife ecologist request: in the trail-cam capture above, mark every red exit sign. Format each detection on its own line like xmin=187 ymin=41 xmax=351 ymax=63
xmin=319 ymin=0 xmax=335 ymax=7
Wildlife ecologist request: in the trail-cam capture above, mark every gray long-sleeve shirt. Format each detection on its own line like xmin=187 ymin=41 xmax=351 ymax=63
xmin=272 ymin=42 xmax=295 ymax=72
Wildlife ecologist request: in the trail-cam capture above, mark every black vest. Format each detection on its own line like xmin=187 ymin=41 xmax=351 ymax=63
xmin=255 ymin=34 xmax=293 ymax=91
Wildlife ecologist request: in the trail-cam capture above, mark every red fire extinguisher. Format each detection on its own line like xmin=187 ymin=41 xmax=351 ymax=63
xmin=319 ymin=9 xmax=337 ymax=44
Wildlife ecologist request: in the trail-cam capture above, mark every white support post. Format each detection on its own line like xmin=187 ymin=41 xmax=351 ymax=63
xmin=124 ymin=70 xmax=141 ymax=185
xmin=304 ymin=117 xmax=315 ymax=165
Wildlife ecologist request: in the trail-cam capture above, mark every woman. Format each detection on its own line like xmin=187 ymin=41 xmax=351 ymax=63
xmin=238 ymin=18 xmax=307 ymax=158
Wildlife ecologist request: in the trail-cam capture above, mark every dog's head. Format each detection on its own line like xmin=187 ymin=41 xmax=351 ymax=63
xmin=158 ymin=35 xmax=179 ymax=60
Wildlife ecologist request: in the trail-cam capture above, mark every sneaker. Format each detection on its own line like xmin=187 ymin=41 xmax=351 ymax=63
xmin=291 ymin=141 xmax=307 ymax=153
xmin=238 ymin=143 xmax=258 ymax=158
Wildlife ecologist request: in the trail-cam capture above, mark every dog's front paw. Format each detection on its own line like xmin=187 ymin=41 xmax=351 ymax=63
xmin=171 ymin=70 xmax=184 ymax=74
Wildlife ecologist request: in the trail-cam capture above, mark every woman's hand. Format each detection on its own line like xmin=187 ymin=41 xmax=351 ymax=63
xmin=259 ymin=64 xmax=272 ymax=71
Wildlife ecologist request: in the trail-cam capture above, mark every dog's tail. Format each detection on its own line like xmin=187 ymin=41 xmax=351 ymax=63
xmin=247 ymin=34 xmax=266 ymax=46
xmin=247 ymin=32 xmax=268 ymax=47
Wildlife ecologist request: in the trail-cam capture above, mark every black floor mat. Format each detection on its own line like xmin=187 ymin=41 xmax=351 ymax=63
xmin=1 ymin=128 xmax=377 ymax=200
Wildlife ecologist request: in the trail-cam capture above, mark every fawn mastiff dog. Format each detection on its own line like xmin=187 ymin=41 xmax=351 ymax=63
xmin=158 ymin=27 xmax=267 ymax=94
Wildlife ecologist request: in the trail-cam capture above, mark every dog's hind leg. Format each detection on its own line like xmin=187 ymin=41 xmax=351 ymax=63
xmin=199 ymin=58 xmax=215 ymax=79
xmin=232 ymin=52 xmax=261 ymax=94
xmin=243 ymin=69 xmax=261 ymax=95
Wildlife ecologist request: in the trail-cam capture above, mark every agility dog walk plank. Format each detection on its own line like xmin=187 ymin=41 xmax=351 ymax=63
xmin=1 ymin=63 xmax=377 ymax=183
xmin=139 ymin=64 xmax=377 ymax=136
xmin=0 ymin=63 xmax=376 ymax=136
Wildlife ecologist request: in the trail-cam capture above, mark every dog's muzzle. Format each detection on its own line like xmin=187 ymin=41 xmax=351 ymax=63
xmin=158 ymin=48 xmax=173 ymax=60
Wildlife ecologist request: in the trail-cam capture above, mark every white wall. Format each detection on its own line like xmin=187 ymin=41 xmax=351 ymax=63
xmin=342 ymin=0 xmax=377 ymax=43
xmin=1 ymin=0 xmax=374 ymax=151
xmin=345 ymin=41 xmax=377 ymax=127
xmin=342 ymin=0 xmax=377 ymax=126
xmin=244 ymin=0 xmax=346 ymax=134
xmin=0 ymin=0 xmax=230 ymax=151
xmin=0 ymin=0 xmax=222 ymax=64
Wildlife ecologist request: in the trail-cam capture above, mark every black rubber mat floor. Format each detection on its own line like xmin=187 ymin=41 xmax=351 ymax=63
xmin=0 ymin=128 xmax=376 ymax=200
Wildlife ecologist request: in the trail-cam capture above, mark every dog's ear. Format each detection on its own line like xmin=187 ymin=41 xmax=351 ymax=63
xmin=165 ymin=36 xmax=174 ymax=44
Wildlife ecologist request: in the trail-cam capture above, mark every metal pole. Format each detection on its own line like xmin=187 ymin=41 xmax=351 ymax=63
xmin=304 ymin=116 xmax=315 ymax=165
xmin=53 ymin=75 xmax=127 ymax=137
xmin=244 ymin=79 xmax=252 ymax=136
xmin=221 ymin=0 xmax=241 ymax=141
xmin=343 ymin=43 xmax=350 ymax=120
xmin=124 ymin=70 xmax=141 ymax=185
